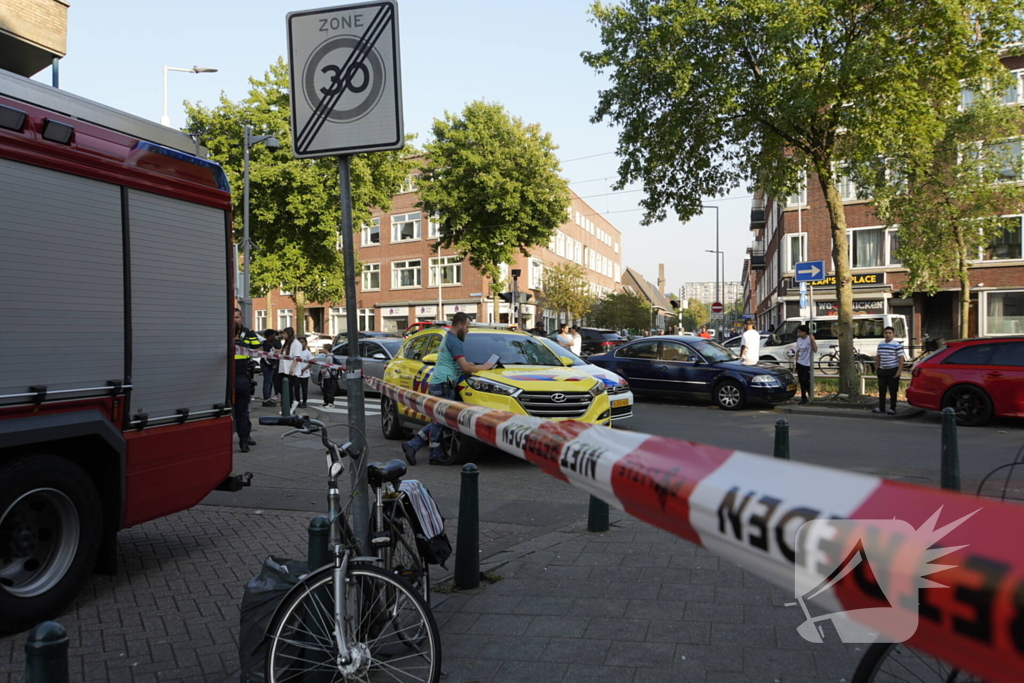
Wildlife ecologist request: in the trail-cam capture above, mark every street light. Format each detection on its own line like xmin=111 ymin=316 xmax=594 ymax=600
xmin=699 ymin=205 xmax=721 ymax=337
xmin=161 ymin=65 xmax=218 ymax=127
xmin=707 ymin=249 xmax=726 ymax=332
xmin=240 ymin=124 xmax=281 ymax=329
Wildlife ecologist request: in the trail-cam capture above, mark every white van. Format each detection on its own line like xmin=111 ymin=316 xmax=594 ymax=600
xmin=759 ymin=314 xmax=910 ymax=367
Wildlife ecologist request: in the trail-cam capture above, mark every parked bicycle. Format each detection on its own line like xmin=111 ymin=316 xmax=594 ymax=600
xmin=258 ymin=414 xmax=441 ymax=683
xmin=816 ymin=344 xmax=873 ymax=376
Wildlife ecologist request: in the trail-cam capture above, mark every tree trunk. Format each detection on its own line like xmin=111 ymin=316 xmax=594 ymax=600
xmin=818 ymin=164 xmax=858 ymax=395
xmin=266 ymin=295 xmax=273 ymax=332
xmin=492 ymin=276 xmax=501 ymax=324
xmin=294 ymin=290 xmax=307 ymax=336
xmin=955 ymin=226 xmax=971 ymax=338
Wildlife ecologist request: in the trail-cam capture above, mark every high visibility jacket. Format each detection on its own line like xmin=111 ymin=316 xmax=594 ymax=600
xmin=235 ymin=327 xmax=261 ymax=376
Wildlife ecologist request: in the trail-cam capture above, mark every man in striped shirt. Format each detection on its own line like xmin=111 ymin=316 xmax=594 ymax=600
xmin=873 ymin=326 xmax=904 ymax=415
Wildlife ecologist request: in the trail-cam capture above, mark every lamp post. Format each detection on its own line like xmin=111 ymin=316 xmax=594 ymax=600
xmin=161 ymin=66 xmax=217 ymax=127
xmin=706 ymin=248 xmax=725 ymax=333
xmin=241 ymin=124 xmax=281 ymax=329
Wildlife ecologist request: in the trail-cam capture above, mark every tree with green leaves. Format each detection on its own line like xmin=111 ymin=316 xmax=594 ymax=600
xmin=539 ymin=262 xmax=594 ymax=326
xmin=583 ymin=0 xmax=1023 ymax=394
xmin=678 ymin=298 xmax=710 ymax=333
xmin=416 ymin=100 xmax=572 ymax=321
xmin=589 ymin=291 xmax=652 ymax=332
xmin=184 ymin=58 xmax=413 ymax=334
xmin=853 ymin=95 xmax=1024 ymax=338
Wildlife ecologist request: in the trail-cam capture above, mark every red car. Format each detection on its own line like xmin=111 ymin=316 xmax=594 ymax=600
xmin=906 ymin=337 xmax=1024 ymax=426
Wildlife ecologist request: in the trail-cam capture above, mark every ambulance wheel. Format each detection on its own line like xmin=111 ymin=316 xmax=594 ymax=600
xmin=0 ymin=455 xmax=102 ymax=634
xmin=381 ymin=397 xmax=404 ymax=440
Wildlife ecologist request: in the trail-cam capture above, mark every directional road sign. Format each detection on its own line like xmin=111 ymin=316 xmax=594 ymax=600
xmin=711 ymin=301 xmax=724 ymax=314
xmin=287 ymin=1 xmax=404 ymax=159
xmin=794 ymin=260 xmax=826 ymax=283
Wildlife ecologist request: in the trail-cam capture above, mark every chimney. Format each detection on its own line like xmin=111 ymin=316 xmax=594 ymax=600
xmin=657 ymin=264 xmax=666 ymax=295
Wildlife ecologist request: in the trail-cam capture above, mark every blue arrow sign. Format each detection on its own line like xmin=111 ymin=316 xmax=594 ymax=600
xmin=795 ymin=260 xmax=826 ymax=282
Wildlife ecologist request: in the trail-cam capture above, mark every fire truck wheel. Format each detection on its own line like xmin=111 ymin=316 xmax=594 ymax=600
xmin=0 ymin=455 xmax=103 ymax=634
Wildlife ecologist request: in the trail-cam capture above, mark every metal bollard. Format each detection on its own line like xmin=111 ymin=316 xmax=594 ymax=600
xmin=281 ymin=376 xmax=291 ymax=417
xmin=587 ymin=495 xmax=609 ymax=532
xmin=941 ymin=407 xmax=961 ymax=492
xmin=308 ymin=515 xmax=330 ymax=571
xmin=454 ymin=463 xmax=480 ymax=590
xmin=773 ymin=418 xmax=790 ymax=460
xmin=25 ymin=621 xmax=68 ymax=683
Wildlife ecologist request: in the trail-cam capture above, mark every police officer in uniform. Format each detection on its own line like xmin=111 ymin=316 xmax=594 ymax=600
xmin=234 ymin=307 xmax=262 ymax=452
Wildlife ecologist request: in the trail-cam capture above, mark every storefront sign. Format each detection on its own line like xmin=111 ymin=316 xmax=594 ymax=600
xmin=384 ymin=307 xmax=408 ymax=317
xmin=816 ymin=300 xmax=885 ymax=316
xmin=805 ymin=272 xmax=885 ymax=287
xmin=416 ymin=305 xmax=437 ymax=316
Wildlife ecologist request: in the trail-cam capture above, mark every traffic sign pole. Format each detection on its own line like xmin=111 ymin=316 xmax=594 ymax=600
xmin=809 ymin=284 xmax=815 ymax=399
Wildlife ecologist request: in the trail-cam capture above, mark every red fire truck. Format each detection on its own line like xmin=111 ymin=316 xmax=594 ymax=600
xmin=0 ymin=69 xmax=246 ymax=633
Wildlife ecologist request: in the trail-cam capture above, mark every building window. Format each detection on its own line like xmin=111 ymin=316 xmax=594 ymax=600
xmin=358 ymin=308 xmax=376 ymax=332
xmin=786 ymin=171 xmax=807 ymax=207
xmin=887 ymin=229 xmax=902 ymax=265
xmin=399 ymin=174 xmax=418 ymax=193
xmin=850 ymin=228 xmax=884 ymax=268
xmin=785 ymin=233 xmax=806 ymax=272
xmin=529 ymin=258 xmax=544 ymax=289
xmin=428 ymin=214 xmax=441 ymax=239
xmin=1003 ymin=72 xmax=1023 ymax=105
xmin=991 ymin=139 xmax=1022 ymax=181
xmin=278 ymin=309 xmax=294 ymax=330
xmin=985 ymin=216 xmax=1023 ymax=260
xmin=361 ymin=262 xmax=381 ymax=290
xmin=255 ymin=310 xmax=267 ymax=331
xmin=984 ymin=290 xmax=1024 ymax=335
xmin=614 ymin=242 xmax=619 ymax=254
xmin=361 ymin=217 xmax=380 ymax=246
xmin=329 ymin=307 xmax=345 ymax=335
xmin=392 ymin=259 xmax=422 ymax=289
xmin=614 ymin=263 xmax=621 ymax=283
xmin=391 ymin=212 xmax=422 ymax=242
xmin=429 ymin=255 xmax=462 ymax=286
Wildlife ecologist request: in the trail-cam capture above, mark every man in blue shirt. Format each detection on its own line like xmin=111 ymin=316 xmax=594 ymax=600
xmin=403 ymin=312 xmax=495 ymax=466
xmin=873 ymin=326 xmax=905 ymax=415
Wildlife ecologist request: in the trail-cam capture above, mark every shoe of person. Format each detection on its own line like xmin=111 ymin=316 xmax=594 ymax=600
xmin=402 ymin=441 xmax=418 ymax=466
xmin=798 ymin=398 xmax=808 ymax=405
xmin=262 ymin=400 xmax=276 ymax=407
xmin=248 ymin=438 xmax=256 ymax=445
xmin=871 ymin=408 xmax=884 ymax=414
xmin=429 ymin=456 xmax=454 ymax=466
xmin=887 ymin=409 xmax=896 ymax=415
xmin=240 ymin=441 xmax=250 ymax=453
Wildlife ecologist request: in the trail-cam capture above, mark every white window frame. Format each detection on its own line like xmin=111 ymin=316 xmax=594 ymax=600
xmin=784 ymin=233 xmax=807 ymax=273
xmin=361 ymin=217 xmax=381 ymax=247
xmin=255 ymin=309 xmax=267 ymax=331
xmin=358 ymin=308 xmax=376 ymax=332
xmin=391 ymin=259 xmax=422 ymax=289
xmin=428 ymin=213 xmax=441 ymax=239
xmin=399 ymin=174 xmax=418 ymax=194
xmin=979 ymin=215 xmax=1024 ymax=262
xmin=361 ymin=262 xmax=381 ymax=291
xmin=981 ymin=289 xmax=1024 ymax=336
xmin=847 ymin=226 xmax=887 ymax=270
xmin=786 ymin=171 xmax=807 ymax=209
xmin=329 ymin=307 xmax=345 ymax=335
xmin=391 ymin=212 xmax=422 ymax=243
xmin=277 ymin=309 xmax=294 ymax=330
xmin=428 ymin=255 xmax=462 ymax=286
xmin=886 ymin=228 xmax=902 ymax=266
xmin=529 ymin=258 xmax=544 ymax=289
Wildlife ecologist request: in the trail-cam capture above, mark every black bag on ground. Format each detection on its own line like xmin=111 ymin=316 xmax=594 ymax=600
xmin=239 ymin=556 xmax=308 ymax=683
xmin=398 ymin=481 xmax=453 ymax=567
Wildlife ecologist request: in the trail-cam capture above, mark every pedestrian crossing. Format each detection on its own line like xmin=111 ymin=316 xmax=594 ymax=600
xmin=315 ymin=397 xmax=382 ymax=417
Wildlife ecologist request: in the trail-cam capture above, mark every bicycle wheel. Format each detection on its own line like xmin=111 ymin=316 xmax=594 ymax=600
xmin=852 ymin=642 xmax=987 ymax=682
xmin=266 ymin=563 xmax=441 ymax=683
xmin=817 ymin=353 xmax=840 ymax=375
xmin=384 ymin=498 xmax=430 ymax=606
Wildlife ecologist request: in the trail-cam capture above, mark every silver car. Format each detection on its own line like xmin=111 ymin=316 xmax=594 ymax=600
xmin=311 ymin=338 xmax=404 ymax=394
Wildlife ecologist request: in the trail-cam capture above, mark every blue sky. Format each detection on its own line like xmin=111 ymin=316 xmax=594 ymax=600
xmin=39 ymin=0 xmax=752 ymax=297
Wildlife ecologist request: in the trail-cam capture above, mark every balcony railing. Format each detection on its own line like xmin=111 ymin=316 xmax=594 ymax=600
xmin=749 ymin=192 xmax=766 ymax=227
xmin=748 ymin=241 xmax=765 ymax=268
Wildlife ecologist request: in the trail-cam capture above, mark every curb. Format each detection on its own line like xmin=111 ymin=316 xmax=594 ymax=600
xmin=774 ymin=404 xmax=925 ymax=420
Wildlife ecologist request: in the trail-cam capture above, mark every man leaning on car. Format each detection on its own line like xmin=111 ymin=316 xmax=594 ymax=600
xmin=402 ymin=312 xmax=496 ymax=466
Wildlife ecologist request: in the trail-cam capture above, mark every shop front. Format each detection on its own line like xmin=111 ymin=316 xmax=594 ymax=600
xmin=381 ymin=306 xmax=410 ymax=334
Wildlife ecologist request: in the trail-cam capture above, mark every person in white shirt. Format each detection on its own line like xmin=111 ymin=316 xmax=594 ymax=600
xmin=795 ymin=325 xmax=817 ymax=404
xmin=293 ymin=337 xmax=313 ymax=409
xmin=556 ymin=325 xmax=573 ymax=349
xmin=739 ymin=320 xmax=760 ymax=366
xmin=570 ymin=327 xmax=583 ymax=356
xmin=282 ymin=327 xmax=306 ymax=407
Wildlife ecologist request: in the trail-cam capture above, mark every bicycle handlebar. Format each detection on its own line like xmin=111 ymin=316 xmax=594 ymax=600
xmin=259 ymin=415 xmax=307 ymax=428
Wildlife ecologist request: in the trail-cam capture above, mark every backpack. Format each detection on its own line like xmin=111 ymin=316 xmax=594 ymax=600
xmin=398 ymin=480 xmax=452 ymax=567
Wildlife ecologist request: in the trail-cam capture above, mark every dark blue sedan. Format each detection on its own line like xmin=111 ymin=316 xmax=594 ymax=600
xmin=588 ymin=336 xmax=797 ymax=410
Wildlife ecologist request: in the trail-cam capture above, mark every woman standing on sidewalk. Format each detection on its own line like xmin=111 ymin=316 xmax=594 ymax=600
xmin=795 ymin=325 xmax=817 ymax=405
xmin=293 ymin=337 xmax=313 ymax=408
xmin=281 ymin=327 xmax=304 ymax=407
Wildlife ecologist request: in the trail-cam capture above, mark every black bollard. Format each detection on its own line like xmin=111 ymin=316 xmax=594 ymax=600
xmin=941 ymin=407 xmax=961 ymax=492
xmin=25 ymin=621 xmax=68 ymax=683
xmin=454 ymin=463 xmax=480 ymax=590
xmin=308 ymin=515 xmax=330 ymax=571
xmin=587 ymin=495 xmax=609 ymax=532
xmin=281 ymin=376 xmax=291 ymax=417
xmin=773 ymin=418 xmax=790 ymax=460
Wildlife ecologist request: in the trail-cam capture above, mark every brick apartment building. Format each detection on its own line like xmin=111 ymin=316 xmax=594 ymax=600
xmin=1 ymin=0 xmax=69 ymax=80
xmin=252 ymin=182 xmax=624 ymax=335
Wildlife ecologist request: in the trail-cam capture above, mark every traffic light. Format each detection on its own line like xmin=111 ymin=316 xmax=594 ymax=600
xmin=498 ymin=292 xmax=532 ymax=303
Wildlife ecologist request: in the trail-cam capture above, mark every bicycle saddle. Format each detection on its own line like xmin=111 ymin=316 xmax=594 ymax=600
xmin=367 ymin=459 xmax=407 ymax=488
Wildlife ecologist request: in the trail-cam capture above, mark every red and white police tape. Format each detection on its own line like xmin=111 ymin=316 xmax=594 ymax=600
xmin=235 ymin=345 xmax=348 ymax=373
xmin=362 ymin=373 xmax=1024 ymax=683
